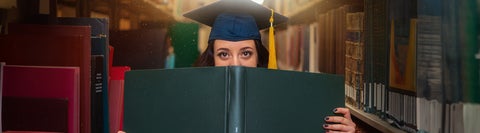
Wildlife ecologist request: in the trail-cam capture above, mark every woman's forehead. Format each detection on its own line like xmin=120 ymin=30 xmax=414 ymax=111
xmin=213 ymin=40 xmax=256 ymax=50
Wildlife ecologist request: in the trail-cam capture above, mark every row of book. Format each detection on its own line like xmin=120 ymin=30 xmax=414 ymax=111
xmin=345 ymin=12 xmax=364 ymax=110
xmin=347 ymin=0 xmax=480 ymax=132
xmin=275 ymin=0 xmax=479 ymax=132
xmin=274 ymin=5 xmax=361 ymax=73
xmin=1 ymin=63 xmax=130 ymax=133
xmin=0 ymin=18 xmax=131 ymax=133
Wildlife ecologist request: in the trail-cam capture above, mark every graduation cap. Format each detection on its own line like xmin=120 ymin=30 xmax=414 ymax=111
xmin=183 ymin=0 xmax=288 ymax=69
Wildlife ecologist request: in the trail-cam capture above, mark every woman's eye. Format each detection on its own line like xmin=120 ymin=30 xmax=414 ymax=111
xmin=241 ymin=51 xmax=252 ymax=57
xmin=217 ymin=52 xmax=229 ymax=59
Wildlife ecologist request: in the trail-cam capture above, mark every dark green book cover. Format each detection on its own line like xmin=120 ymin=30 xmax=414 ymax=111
xmin=124 ymin=66 xmax=344 ymax=133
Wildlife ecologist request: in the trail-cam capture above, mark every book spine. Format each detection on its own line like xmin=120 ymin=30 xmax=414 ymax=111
xmin=0 ymin=62 xmax=4 ymax=132
xmin=227 ymin=66 xmax=246 ymax=133
xmin=91 ymin=55 xmax=104 ymax=133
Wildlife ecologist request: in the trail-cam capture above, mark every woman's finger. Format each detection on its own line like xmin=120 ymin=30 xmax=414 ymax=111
xmin=333 ymin=107 xmax=352 ymax=120
xmin=324 ymin=116 xmax=355 ymax=126
xmin=323 ymin=123 xmax=355 ymax=132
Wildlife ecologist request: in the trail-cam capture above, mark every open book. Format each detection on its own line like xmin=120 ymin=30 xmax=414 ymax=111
xmin=124 ymin=66 xmax=344 ymax=133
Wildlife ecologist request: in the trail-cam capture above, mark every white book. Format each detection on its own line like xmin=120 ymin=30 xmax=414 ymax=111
xmin=309 ymin=22 xmax=318 ymax=72
xmin=464 ymin=103 xmax=480 ymax=133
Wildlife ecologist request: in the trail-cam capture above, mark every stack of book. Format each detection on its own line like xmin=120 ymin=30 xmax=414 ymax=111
xmin=0 ymin=18 xmax=132 ymax=133
xmin=345 ymin=12 xmax=365 ymax=110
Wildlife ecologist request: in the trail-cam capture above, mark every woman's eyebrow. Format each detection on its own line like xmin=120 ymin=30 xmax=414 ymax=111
xmin=216 ymin=48 xmax=230 ymax=51
xmin=240 ymin=47 xmax=254 ymax=51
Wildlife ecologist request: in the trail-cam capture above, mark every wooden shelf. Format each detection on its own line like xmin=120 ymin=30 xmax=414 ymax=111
xmin=285 ymin=0 xmax=324 ymax=22
xmin=285 ymin=0 xmax=363 ymax=24
xmin=346 ymin=104 xmax=406 ymax=133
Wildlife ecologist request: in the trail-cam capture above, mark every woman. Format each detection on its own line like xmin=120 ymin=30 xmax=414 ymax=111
xmin=184 ymin=1 xmax=357 ymax=132
xmin=193 ymin=34 xmax=356 ymax=133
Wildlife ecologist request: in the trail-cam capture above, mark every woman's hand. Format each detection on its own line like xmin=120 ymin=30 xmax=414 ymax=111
xmin=323 ymin=107 xmax=356 ymax=133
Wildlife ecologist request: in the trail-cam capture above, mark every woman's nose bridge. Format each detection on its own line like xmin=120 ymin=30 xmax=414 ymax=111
xmin=230 ymin=55 xmax=241 ymax=66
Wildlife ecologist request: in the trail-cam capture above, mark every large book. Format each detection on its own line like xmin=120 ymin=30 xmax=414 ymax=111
xmin=8 ymin=23 xmax=100 ymax=132
xmin=0 ymin=25 xmax=91 ymax=132
xmin=123 ymin=67 xmax=344 ymax=133
xmin=92 ymin=37 xmax=109 ymax=133
xmin=2 ymin=65 xmax=80 ymax=133
xmin=56 ymin=18 xmax=111 ymax=133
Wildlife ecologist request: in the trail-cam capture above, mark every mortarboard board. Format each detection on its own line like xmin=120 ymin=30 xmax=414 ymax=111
xmin=183 ymin=0 xmax=288 ymax=41
xmin=183 ymin=0 xmax=288 ymax=69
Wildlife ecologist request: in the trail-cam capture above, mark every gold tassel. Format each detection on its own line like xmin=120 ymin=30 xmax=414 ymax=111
xmin=268 ymin=9 xmax=277 ymax=69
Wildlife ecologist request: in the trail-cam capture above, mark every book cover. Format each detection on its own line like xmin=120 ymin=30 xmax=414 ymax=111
xmin=123 ymin=67 xmax=344 ymax=133
xmin=0 ymin=33 xmax=89 ymax=133
xmin=2 ymin=65 xmax=80 ymax=133
xmin=56 ymin=19 xmax=111 ymax=128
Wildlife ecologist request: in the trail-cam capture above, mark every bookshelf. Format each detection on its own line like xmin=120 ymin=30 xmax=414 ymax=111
xmin=346 ymin=104 xmax=405 ymax=133
xmin=268 ymin=0 xmax=408 ymax=132
xmin=273 ymin=0 xmax=480 ymax=132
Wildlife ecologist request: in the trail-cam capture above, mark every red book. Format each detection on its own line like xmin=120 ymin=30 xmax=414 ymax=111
xmin=5 ymin=24 xmax=92 ymax=133
xmin=0 ymin=33 xmax=90 ymax=133
xmin=108 ymin=66 xmax=130 ymax=133
xmin=0 ymin=62 xmax=4 ymax=132
xmin=2 ymin=65 xmax=80 ymax=133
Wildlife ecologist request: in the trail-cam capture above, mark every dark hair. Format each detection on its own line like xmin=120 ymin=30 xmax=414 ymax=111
xmin=193 ymin=39 xmax=269 ymax=68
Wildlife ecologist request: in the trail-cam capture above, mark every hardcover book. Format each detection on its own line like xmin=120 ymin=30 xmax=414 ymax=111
xmin=123 ymin=66 xmax=344 ymax=133
xmin=3 ymin=24 xmax=91 ymax=133
xmin=2 ymin=65 xmax=79 ymax=133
